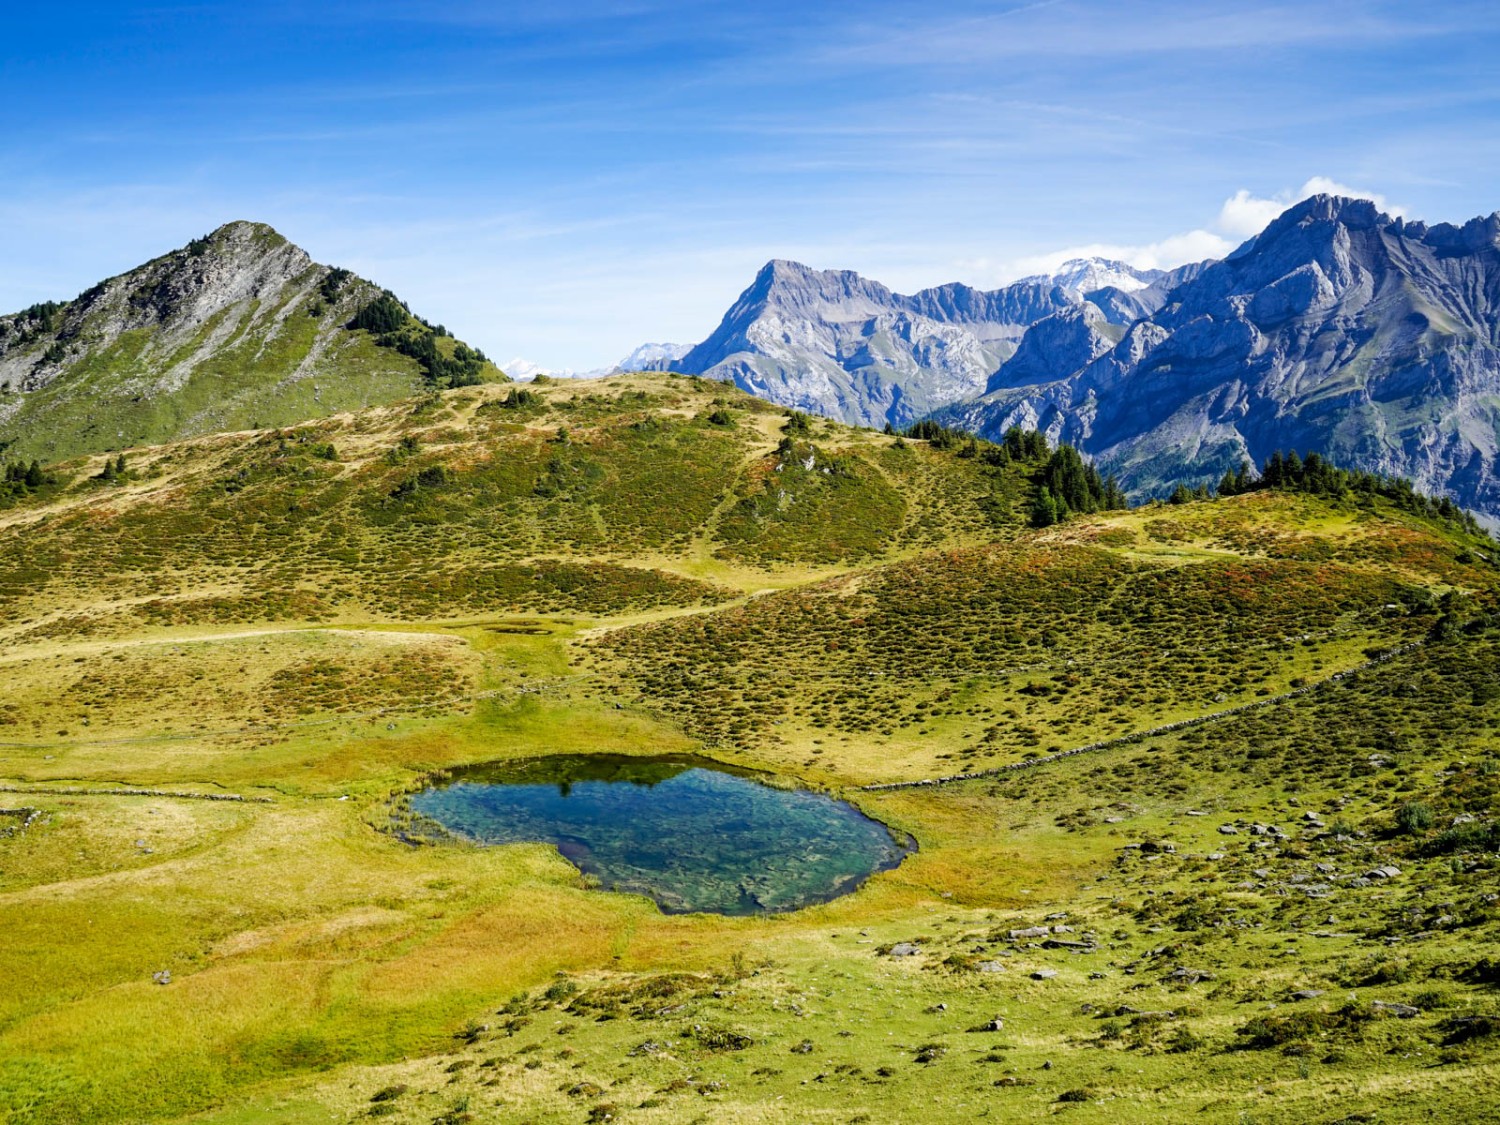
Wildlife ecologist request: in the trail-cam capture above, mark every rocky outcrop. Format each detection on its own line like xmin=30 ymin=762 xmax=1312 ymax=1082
xmin=938 ymin=197 xmax=1500 ymax=523
xmin=986 ymin=302 xmax=1123 ymax=393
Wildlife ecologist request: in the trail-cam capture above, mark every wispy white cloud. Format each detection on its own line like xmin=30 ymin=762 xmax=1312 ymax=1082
xmin=1005 ymin=230 xmax=1236 ymax=278
xmin=953 ymin=176 xmax=1409 ymax=289
xmin=1217 ymin=177 xmax=1406 ymax=237
xmin=823 ymin=0 xmax=1474 ymax=66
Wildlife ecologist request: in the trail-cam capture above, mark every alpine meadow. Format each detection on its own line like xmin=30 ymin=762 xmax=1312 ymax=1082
xmin=7 ymin=4 xmax=1500 ymax=1123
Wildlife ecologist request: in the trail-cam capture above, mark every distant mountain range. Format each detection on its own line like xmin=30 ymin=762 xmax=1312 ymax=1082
xmin=662 ymin=196 xmax=1500 ymax=524
xmin=661 ymin=256 xmax=1203 ymax=430
xmin=8 ymin=198 xmax=1500 ymax=526
xmin=503 ymin=342 xmax=691 ymax=382
xmin=936 ymin=196 xmax=1500 ymax=519
xmin=0 ymin=221 xmax=502 ymax=463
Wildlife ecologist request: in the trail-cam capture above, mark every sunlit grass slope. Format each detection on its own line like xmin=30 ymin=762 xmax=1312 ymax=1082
xmin=0 ymin=373 xmax=1497 ymax=1124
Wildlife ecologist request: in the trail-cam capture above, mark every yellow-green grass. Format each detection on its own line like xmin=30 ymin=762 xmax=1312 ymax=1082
xmin=1 ymin=375 xmax=1498 ymax=1124
xmin=4 ymin=614 xmax=1498 ymax=1123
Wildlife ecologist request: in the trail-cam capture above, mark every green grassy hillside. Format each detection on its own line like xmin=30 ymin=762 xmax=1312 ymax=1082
xmin=0 ymin=373 xmax=1497 ymax=1124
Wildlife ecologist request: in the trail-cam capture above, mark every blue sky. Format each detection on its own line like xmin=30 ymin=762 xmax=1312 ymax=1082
xmin=4 ymin=1 xmax=1500 ymax=369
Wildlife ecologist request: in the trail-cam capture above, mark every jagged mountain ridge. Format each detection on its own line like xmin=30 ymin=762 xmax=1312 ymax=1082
xmin=670 ymin=257 xmax=1190 ymax=429
xmin=937 ymin=196 xmax=1500 ymax=523
xmin=0 ymin=221 xmax=502 ymax=463
xmin=615 ymin=341 xmax=690 ymax=372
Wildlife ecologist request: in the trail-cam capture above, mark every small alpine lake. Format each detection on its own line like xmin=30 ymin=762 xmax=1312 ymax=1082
xmin=407 ymin=754 xmax=913 ymax=915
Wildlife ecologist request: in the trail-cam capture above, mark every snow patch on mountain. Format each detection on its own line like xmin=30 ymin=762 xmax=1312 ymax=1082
xmin=1020 ymin=257 xmax=1160 ymax=295
xmin=616 ymin=342 xmax=690 ymax=371
xmin=502 ymin=357 xmax=610 ymax=381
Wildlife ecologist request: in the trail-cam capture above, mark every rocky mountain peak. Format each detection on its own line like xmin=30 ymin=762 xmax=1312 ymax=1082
xmin=742 ymin=259 xmax=897 ymax=318
xmin=939 ymin=196 xmax=1500 ymax=525
xmin=0 ymin=223 xmax=497 ymax=462
xmin=1234 ymin=194 xmax=1392 ymax=261
xmin=1030 ymin=257 xmax=1160 ymax=295
xmin=1415 ymin=211 xmax=1500 ymax=255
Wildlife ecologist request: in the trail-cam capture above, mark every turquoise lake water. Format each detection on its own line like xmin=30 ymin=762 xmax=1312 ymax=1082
xmin=408 ymin=754 xmax=912 ymax=915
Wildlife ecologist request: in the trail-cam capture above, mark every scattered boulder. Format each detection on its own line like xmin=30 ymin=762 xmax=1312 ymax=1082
xmin=1009 ymin=926 xmax=1051 ymax=941
xmin=887 ymin=942 xmax=922 ymax=957
xmin=1289 ymin=989 xmax=1325 ymax=1001
xmin=1366 ymin=866 xmax=1402 ymax=880
xmin=976 ymin=961 xmax=1006 ymax=973
xmin=1372 ymin=1001 xmax=1421 ymax=1019
xmin=1218 ymin=825 xmax=1239 ymax=835
xmin=151 ymin=970 xmax=171 ymax=986
xmin=1031 ymin=969 xmax=1058 ymax=981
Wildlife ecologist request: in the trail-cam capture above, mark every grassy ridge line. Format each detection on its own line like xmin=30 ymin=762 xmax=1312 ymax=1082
xmin=858 ymin=637 xmax=1428 ymax=791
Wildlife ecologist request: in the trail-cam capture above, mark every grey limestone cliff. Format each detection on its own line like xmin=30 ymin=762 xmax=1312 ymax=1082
xmin=939 ymin=196 xmax=1500 ymax=522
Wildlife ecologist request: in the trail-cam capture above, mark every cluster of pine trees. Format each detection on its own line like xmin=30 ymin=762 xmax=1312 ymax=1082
xmin=95 ymin=454 xmax=129 ymax=484
xmin=350 ymin=293 xmax=490 ymax=389
xmin=0 ymin=459 xmax=47 ymax=502
xmin=899 ymin=421 xmax=1126 ymax=527
xmin=1209 ymin=450 xmax=1483 ymax=535
xmin=1031 ymin=444 xmax=1128 ymax=527
xmin=0 ymin=301 xmax=65 ymax=350
xmin=902 ymin=419 xmax=1480 ymax=536
xmin=900 ymin=420 xmax=1051 ymax=466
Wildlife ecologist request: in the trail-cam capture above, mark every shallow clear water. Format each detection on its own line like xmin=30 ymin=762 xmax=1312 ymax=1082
xmin=408 ymin=754 xmax=912 ymax=915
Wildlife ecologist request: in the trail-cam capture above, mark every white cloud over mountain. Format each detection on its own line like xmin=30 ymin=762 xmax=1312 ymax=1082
xmin=1217 ymin=177 xmax=1406 ymax=237
xmin=995 ymin=177 xmax=1407 ymax=284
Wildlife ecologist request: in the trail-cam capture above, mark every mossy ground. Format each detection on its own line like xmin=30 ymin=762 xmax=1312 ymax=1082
xmin=1 ymin=375 xmax=1497 ymax=1124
